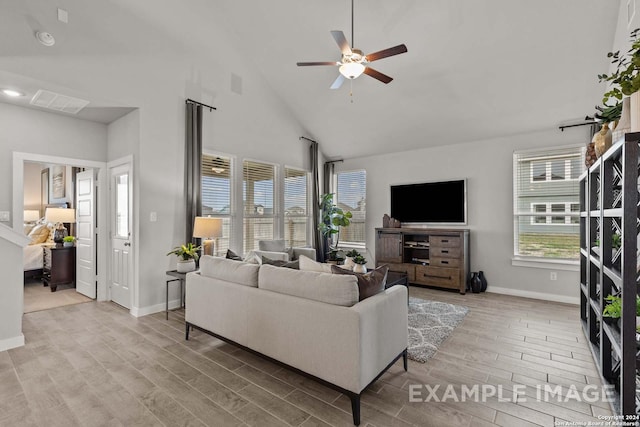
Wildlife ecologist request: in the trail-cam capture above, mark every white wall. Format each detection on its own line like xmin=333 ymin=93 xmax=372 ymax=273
xmin=23 ymin=162 xmax=42 ymax=211
xmin=0 ymin=233 xmax=25 ymax=351
xmin=338 ymin=125 xmax=591 ymax=304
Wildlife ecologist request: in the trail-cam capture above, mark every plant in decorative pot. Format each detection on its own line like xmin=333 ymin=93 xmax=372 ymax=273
xmin=598 ymin=27 xmax=640 ymax=134
xmin=343 ymin=249 xmax=361 ymax=269
xmin=317 ymin=193 xmax=352 ymax=262
xmin=167 ymin=243 xmax=201 ymax=273
xmin=603 ymin=294 xmax=621 ymax=327
xmin=352 ymin=254 xmax=367 ymax=273
xmin=63 ymin=235 xmax=76 ymax=247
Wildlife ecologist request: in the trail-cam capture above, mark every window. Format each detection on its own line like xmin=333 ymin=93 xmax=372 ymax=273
xmin=335 ymin=170 xmax=366 ymax=248
xmin=514 ymin=146 xmax=584 ymax=260
xmin=284 ymin=167 xmax=309 ymax=248
xmin=243 ymin=160 xmax=275 ymax=253
xmin=201 ymin=154 xmax=232 ymax=256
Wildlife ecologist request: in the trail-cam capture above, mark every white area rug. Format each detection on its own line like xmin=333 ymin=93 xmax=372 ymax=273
xmin=407 ymin=297 xmax=469 ymax=363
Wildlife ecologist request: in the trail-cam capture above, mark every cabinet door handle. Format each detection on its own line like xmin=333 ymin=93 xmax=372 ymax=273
xmin=398 ymin=241 xmax=402 ymax=256
xmin=441 ymin=260 xmax=449 ymax=264
xmin=441 ymin=250 xmax=449 ymax=254
xmin=124 ymin=242 xmax=131 ymax=247
xmin=442 ymin=239 xmax=449 ymax=243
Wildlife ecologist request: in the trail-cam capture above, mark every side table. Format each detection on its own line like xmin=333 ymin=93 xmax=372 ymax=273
xmin=165 ymin=270 xmax=192 ymax=320
xmin=385 ymin=270 xmax=409 ymax=304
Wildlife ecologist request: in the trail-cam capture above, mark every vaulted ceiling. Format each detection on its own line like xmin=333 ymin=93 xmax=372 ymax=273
xmin=0 ymin=0 xmax=621 ymax=158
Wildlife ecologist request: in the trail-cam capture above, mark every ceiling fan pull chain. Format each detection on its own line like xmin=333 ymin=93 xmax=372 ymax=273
xmin=350 ymin=79 xmax=354 ymax=103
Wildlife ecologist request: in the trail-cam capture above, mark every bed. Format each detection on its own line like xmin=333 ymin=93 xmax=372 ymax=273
xmin=23 ymin=204 xmax=67 ymax=279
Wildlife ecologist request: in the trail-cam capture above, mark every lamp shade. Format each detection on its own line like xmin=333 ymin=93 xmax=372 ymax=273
xmin=45 ymin=207 xmax=76 ymax=224
xmin=24 ymin=210 xmax=40 ymax=222
xmin=193 ymin=217 xmax=222 ymax=239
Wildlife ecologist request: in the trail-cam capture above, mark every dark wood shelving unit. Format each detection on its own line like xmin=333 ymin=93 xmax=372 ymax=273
xmin=579 ymin=133 xmax=639 ymax=415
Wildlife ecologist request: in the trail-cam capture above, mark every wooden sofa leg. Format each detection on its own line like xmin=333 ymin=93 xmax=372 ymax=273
xmin=403 ymin=349 xmax=408 ymax=371
xmin=350 ymin=394 xmax=360 ymax=425
xmin=185 ymin=322 xmax=190 ymax=340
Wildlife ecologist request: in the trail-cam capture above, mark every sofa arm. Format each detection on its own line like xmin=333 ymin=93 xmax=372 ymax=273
xmin=352 ymin=285 xmax=408 ymax=390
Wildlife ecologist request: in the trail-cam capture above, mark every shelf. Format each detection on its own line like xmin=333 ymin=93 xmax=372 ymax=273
xmin=580 ymin=283 xmax=587 ymax=296
xmin=602 ymin=321 xmax=622 ymax=358
xmin=602 ymin=266 xmax=622 ymax=288
xmin=589 ymin=298 xmax=602 ymax=317
xmin=580 ymin=248 xmax=588 ymax=257
xmin=603 ymin=208 xmax=624 ymax=218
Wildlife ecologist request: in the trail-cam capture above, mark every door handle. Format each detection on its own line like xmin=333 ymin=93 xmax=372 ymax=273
xmin=124 ymin=242 xmax=131 ymax=247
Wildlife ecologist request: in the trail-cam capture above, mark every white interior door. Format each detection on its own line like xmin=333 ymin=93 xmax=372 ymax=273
xmin=109 ymin=163 xmax=133 ymax=309
xmin=75 ymin=169 xmax=96 ymax=299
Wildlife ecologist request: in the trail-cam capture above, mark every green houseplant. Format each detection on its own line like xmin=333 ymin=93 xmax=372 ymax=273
xmin=63 ymin=235 xmax=75 ymax=247
xmin=352 ymin=254 xmax=367 ymax=273
xmin=598 ymin=28 xmax=640 ymax=105
xmin=318 ymin=193 xmax=352 ymax=262
xmin=343 ymin=249 xmax=361 ymax=269
xmin=167 ymin=243 xmax=201 ymax=273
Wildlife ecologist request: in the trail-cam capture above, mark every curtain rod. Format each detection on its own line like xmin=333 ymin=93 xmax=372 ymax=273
xmin=558 ymin=116 xmax=595 ymax=132
xmin=326 ymin=159 xmax=344 ymax=164
xmin=186 ymin=98 xmax=217 ymax=111
xmin=299 ymin=136 xmax=316 ymax=143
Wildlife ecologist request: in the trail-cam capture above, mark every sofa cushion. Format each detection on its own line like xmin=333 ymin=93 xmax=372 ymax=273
xmin=226 ymin=249 xmax=243 ymax=261
xmin=261 ymin=256 xmax=299 ymax=269
xmin=200 ymin=255 xmax=259 ymax=287
xmin=259 ymin=264 xmax=358 ymax=306
xmin=299 ymin=254 xmax=333 ymax=273
xmin=331 ymin=264 xmax=389 ymax=301
xmin=259 ymin=239 xmax=286 ymax=252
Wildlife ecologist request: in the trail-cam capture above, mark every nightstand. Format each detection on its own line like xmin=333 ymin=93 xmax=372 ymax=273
xmin=43 ymin=246 xmax=76 ymax=292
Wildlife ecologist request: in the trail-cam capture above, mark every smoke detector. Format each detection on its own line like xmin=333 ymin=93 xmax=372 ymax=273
xmin=35 ymin=31 xmax=55 ymax=47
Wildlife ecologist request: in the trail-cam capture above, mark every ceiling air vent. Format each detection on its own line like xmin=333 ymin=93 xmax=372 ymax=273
xmin=30 ymin=89 xmax=90 ymax=114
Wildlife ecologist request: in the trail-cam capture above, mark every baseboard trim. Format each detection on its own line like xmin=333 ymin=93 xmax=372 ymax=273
xmin=487 ymin=287 xmax=579 ymax=305
xmin=130 ymin=299 xmax=181 ymax=318
xmin=0 ymin=334 xmax=25 ymax=352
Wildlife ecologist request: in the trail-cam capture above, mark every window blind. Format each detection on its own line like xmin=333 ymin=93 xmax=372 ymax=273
xmin=243 ymin=160 xmax=275 ymax=253
xmin=201 ymin=154 xmax=232 ymax=255
xmin=284 ymin=167 xmax=309 ymax=248
xmin=513 ymin=145 xmax=585 ymax=259
xmin=336 ymin=170 xmax=366 ymax=247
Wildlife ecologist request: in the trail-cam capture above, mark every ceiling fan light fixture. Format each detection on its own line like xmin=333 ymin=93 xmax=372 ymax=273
xmin=339 ymin=62 xmax=365 ymax=79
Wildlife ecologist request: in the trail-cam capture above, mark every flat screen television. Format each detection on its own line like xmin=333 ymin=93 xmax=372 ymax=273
xmin=390 ymin=179 xmax=467 ymax=225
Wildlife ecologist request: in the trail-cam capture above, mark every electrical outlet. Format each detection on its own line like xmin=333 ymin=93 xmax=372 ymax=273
xmin=150 ymin=212 xmax=157 ymax=222
xmin=550 ymin=272 xmax=557 ymax=281
xmin=0 ymin=211 xmax=9 ymax=222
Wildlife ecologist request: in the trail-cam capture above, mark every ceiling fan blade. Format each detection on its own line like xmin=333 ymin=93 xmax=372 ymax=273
xmin=364 ymin=67 xmax=393 ymax=84
xmin=366 ymin=44 xmax=407 ymax=62
xmin=330 ymin=30 xmax=352 ymax=55
xmin=297 ymin=61 xmax=339 ymax=66
xmin=330 ymin=74 xmax=345 ymax=90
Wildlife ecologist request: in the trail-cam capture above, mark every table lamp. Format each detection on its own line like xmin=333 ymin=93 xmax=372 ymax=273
xmin=193 ymin=216 xmax=222 ymax=256
xmin=45 ymin=207 xmax=76 ymax=246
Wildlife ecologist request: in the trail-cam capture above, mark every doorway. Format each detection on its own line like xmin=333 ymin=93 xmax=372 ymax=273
xmin=13 ymin=152 xmax=109 ymax=309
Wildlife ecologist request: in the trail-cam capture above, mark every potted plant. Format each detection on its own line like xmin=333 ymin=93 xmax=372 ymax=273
xmin=167 ymin=243 xmax=201 ymax=273
xmin=603 ymin=294 xmax=640 ymax=329
xmin=63 ymin=235 xmax=76 ymax=247
xmin=318 ymin=193 xmax=352 ymax=261
xmin=344 ymin=249 xmax=361 ymax=269
xmin=352 ymin=254 xmax=367 ymax=273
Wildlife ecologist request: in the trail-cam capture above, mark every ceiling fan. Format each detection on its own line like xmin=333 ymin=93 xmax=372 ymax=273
xmin=296 ymin=0 xmax=408 ymax=89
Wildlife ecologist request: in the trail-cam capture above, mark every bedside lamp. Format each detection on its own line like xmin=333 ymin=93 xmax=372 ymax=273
xmin=45 ymin=208 xmax=76 ymax=246
xmin=193 ymin=217 xmax=222 ymax=256
xmin=24 ymin=210 xmax=40 ymax=223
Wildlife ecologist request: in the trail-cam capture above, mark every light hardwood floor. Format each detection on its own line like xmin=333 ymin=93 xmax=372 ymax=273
xmin=0 ymin=286 xmax=612 ymax=427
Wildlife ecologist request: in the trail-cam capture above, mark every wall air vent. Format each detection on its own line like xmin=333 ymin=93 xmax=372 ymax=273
xmin=29 ymin=89 xmax=90 ymax=114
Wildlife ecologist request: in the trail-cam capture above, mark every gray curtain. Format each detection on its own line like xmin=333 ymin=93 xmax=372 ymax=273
xmin=310 ymin=141 xmax=321 ymax=261
xmin=185 ymin=102 xmax=203 ymax=244
xmin=318 ymin=161 xmax=335 ymax=262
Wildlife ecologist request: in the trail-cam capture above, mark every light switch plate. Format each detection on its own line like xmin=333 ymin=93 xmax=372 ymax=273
xmin=150 ymin=212 xmax=157 ymax=222
xmin=0 ymin=211 xmax=10 ymax=222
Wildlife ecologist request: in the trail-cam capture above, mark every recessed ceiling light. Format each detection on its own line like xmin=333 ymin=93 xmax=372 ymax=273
xmin=35 ymin=31 xmax=55 ymax=47
xmin=2 ymin=89 xmax=24 ymax=97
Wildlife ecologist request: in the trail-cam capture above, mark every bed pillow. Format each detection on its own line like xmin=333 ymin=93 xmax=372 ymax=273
xmin=27 ymin=224 xmax=49 ymax=245
xmin=331 ymin=264 xmax=389 ymax=301
xmin=23 ymin=223 xmax=35 ymax=235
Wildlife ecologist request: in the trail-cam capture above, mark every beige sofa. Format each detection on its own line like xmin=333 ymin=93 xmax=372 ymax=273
xmin=185 ymin=256 xmax=408 ymax=425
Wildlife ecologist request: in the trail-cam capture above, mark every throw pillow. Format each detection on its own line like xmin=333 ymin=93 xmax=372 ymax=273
xmin=258 ymin=239 xmax=286 ymax=252
xmin=27 ymin=224 xmax=49 ymax=245
xmin=243 ymin=251 xmax=262 ymax=264
xmin=298 ymin=254 xmax=333 ymax=273
xmin=331 ymin=264 xmax=389 ymax=301
xmin=23 ymin=223 xmax=35 ymax=235
xmin=261 ymin=256 xmax=300 ymax=269
xmin=226 ymin=249 xmax=243 ymax=261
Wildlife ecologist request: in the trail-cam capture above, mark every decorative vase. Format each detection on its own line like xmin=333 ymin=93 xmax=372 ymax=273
xmin=63 ymin=241 xmax=74 ymax=247
xmin=177 ymin=259 xmax=196 ymax=273
xmin=631 ymin=91 xmax=640 ymax=132
xmin=594 ymin=123 xmax=612 ymax=158
xmin=353 ymin=264 xmax=367 ymax=273
xmin=613 ymin=97 xmax=631 ymax=141
xmin=585 ymin=142 xmax=597 ymax=168
xmin=478 ymin=271 xmax=487 ymax=292
xmin=343 ymin=257 xmax=355 ymax=270
xmin=383 ymin=214 xmax=390 ymax=228
xmin=470 ymin=272 xmax=482 ymax=293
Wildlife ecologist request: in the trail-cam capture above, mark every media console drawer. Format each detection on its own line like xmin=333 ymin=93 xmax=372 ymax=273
xmin=430 ymin=236 xmax=461 ymax=248
xmin=415 ymin=265 xmax=460 ymax=289
xmin=430 ymin=246 xmax=461 ymax=258
xmin=382 ymin=262 xmax=416 ymax=282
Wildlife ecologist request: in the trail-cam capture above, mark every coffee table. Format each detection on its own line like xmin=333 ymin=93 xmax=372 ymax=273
xmin=385 ymin=270 xmax=409 ymax=303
